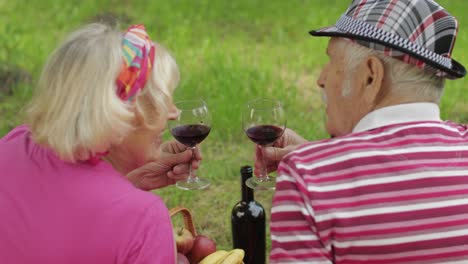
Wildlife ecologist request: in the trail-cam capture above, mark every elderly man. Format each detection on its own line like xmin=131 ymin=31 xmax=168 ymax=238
xmin=258 ymin=0 xmax=468 ymax=263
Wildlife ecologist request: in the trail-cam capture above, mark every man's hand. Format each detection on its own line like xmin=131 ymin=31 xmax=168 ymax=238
xmin=254 ymin=128 xmax=307 ymax=176
xmin=127 ymin=140 xmax=202 ymax=191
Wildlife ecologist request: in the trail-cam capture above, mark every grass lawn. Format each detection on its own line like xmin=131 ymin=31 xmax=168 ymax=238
xmin=1 ymin=0 xmax=467 ymax=257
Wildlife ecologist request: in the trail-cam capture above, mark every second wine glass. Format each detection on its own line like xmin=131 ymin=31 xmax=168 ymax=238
xmin=168 ymin=99 xmax=211 ymax=190
xmin=242 ymin=98 xmax=286 ymax=190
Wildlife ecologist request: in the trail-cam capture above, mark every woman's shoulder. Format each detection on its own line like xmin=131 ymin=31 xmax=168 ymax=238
xmin=0 ymin=124 xmax=30 ymax=143
xmin=0 ymin=124 xmax=38 ymax=164
xmin=74 ymin=161 xmax=167 ymax=211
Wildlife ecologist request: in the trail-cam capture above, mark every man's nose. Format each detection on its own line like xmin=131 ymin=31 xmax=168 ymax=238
xmin=317 ymin=69 xmax=326 ymax=89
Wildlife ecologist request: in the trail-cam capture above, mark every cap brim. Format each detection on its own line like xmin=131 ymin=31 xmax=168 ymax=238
xmin=309 ymin=26 xmax=466 ymax=79
xmin=310 ymin=25 xmax=345 ymax=36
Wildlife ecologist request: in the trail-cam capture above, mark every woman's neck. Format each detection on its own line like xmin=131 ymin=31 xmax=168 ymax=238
xmin=103 ymin=148 xmax=137 ymax=176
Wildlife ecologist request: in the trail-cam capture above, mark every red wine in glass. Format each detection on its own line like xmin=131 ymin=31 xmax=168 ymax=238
xmin=243 ymin=98 xmax=286 ymax=190
xmin=245 ymin=125 xmax=283 ymax=146
xmin=168 ymin=100 xmax=212 ymax=190
xmin=170 ymin=124 xmax=211 ymax=147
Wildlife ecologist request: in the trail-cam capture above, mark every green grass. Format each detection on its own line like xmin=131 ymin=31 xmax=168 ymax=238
xmin=1 ymin=0 xmax=467 ymax=256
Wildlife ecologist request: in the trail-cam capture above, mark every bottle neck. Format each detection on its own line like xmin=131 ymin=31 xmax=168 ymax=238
xmin=240 ymin=166 xmax=254 ymax=202
xmin=241 ymin=182 xmax=254 ymax=202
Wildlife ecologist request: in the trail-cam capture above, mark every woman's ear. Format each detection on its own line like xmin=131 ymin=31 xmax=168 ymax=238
xmin=359 ymin=55 xmax=385 ymax=105
xmin=133 ymin=94 xmax=165 ymax=129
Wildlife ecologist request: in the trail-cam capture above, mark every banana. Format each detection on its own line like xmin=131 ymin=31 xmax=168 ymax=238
xmin=198 ymin=248 xmax=245 ymax=264
xmin=199 ymin=250 xmax=229 ymax=264
xmin=219 ymin=249 xmax=245 ymax=264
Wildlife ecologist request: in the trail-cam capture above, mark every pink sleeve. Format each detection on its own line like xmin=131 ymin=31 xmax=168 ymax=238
xmin=122 ymin=201 xmax=176 ymax=264
xmin=269 ymin=159 xmax=333 ymax=264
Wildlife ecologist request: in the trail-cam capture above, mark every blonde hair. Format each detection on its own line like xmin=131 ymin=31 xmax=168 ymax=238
xmin=26 ymin=23 xmax=179 ymax=162
xmin=336 ymin=38 xmax=445 ymax=102
xmin=136 ymin=41 xmax=179 ymax=129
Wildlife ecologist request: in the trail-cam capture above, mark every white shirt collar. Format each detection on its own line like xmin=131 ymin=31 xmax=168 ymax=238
xmin=352 ymin=103 xmax=441 ymax=133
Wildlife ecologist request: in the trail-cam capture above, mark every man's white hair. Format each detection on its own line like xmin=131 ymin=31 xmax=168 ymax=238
xmin=336 ymin=39 xmax=445 ymax=102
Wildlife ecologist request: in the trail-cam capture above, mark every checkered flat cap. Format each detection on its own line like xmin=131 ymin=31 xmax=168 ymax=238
xmin=310 ymin=0 xmax=466 ymax=79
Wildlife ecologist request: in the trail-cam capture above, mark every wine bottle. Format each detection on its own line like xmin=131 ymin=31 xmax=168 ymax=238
xmin=231 ymin=165 xmax=266 ymax=264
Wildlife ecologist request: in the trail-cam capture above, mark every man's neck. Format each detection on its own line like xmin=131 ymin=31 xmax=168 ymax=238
xmin=373 ymin=95 xmax=438 ymax=112
xmin=352 ymin=102 xmax=441 ymax=133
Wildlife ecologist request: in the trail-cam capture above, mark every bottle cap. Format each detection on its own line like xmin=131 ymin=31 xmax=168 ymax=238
xmin=240 ymin=165 xmax=253 ymax=175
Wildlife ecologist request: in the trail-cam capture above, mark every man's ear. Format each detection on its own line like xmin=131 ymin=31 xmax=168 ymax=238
xmin=358 ymin=55 xmax=385 ymax=105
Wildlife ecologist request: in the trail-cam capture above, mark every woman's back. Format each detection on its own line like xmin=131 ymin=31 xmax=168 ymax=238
xmin=0 ymin=125 xmax=175 ymax=264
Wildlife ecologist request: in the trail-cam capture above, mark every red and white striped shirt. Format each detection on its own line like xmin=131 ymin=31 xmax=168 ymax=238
xmin=270 ymin=103 xmax=468 ymax=263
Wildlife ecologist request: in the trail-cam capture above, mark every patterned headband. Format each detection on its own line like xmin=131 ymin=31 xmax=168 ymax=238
xmin=116 ymin=24 xmax=156 ymax=102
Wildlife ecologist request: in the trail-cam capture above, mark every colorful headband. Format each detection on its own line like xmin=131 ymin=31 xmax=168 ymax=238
xmin=116 ymin=24 xmax=156 ymax=102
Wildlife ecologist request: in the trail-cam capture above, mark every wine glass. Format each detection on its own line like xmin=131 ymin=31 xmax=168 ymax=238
xmin=168 ymin=99 xmax=212 ymax=190
xmin=242 ymin=98 xmax=286 ymax=190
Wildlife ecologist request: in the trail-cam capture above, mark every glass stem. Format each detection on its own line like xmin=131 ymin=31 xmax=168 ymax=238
xmin=187 ymin=146 xmax=196 ymax=182
xmin=259 ymin=145 xmax=268 ymax=181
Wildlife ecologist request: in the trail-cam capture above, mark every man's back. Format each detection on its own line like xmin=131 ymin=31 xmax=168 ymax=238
xmin=0 ymin=125 xmax=175 ymax=264
xmin=271 ymin=120 xmax=468 ymax=263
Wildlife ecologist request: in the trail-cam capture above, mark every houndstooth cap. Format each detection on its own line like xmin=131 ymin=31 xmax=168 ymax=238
xmin=310 ymin=0 xmax=466 ymax=79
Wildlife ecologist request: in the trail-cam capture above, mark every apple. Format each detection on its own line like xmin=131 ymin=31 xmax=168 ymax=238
xmin=177 ymin=252 xmax=190 ymax=264
xmin=187 ymin=235 xmax=217 ymax=264
xmin=173 ymin=227 xmax=195 ymax=254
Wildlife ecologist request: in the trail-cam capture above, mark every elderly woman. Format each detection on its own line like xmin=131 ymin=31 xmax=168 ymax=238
xmin=256 ymin=0 xmax=468 ymax=263
xmin=0 ymin=23 xmax=199 ymax=263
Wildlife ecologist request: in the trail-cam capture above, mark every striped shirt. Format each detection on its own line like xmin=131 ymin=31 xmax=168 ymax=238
xmin=270 ymin=103 xmax=468 ymax=263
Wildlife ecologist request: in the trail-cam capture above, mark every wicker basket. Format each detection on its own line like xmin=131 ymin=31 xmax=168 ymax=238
xmin=169 ymin=206 xmax=198 ymax=237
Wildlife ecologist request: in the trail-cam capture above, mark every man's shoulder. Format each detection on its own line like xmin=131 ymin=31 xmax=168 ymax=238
xmin=283 ymin=120 xmax=468 ymax=173
xmin=290 ymin=121 xmax=468 ymax=158
xmin=285 ymin=131 xmax=376 ymax=162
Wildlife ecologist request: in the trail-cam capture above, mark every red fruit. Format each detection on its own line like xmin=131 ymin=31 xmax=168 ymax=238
xmin=177 ymin=252 xmax=190 ymax=264
xmin=173 ymin=227 xmax=195 ymax=254
xmin=187 ymin=235 xmax=217 ymax=264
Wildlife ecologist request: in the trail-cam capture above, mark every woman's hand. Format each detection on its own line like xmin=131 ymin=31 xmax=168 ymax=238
xmin=254 ymin=128 xmax=307 ymax=176
xmin=127 ymin=140 xmax=202 ymax=191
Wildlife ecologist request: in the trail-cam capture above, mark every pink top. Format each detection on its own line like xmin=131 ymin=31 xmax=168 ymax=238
xmin=270 ymin=104 xmax=468 ymax=263
xmin=0 ymin=125 xmax=176 ymax=264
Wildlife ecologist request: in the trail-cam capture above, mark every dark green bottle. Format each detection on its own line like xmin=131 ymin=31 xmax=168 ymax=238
xmin=231 ymin=165 xmax=266 ymax=264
